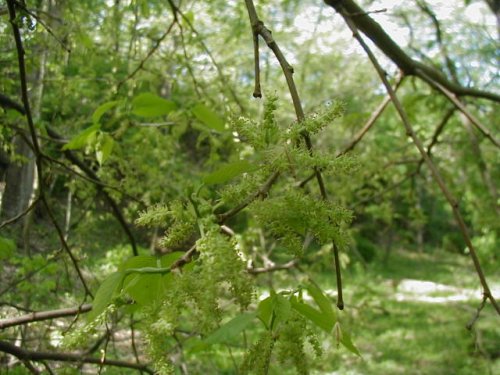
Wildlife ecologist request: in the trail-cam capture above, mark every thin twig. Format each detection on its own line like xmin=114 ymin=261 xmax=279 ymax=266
xmin=323 ymin=0 xmax=500 ymax=102
xmin=0 ymin=197 xmax=39 ymax=229
xmin=417 ymin=69 xmax=500 ymax=149
xmin=466 ymin=294 xmax=488 ymax=330
xmin=116 ymin=19 xmax=176 ymax=91
xmin=14 ymin=1 xmax=70 ymax=52
xmin=247 ymin=260 xmax=297 ymax=274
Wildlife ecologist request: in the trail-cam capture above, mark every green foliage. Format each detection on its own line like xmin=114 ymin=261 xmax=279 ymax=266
xmin=251 ymin=190 xmax=353 ymax=256
xmin=203 ymin=160 xmax=257 ymax=185
xmin=192 ymin=103 xmax=225 ymax=131
xmin=0 ymin=236 xmax=16 ymax=260
xmin=1 ymin=1 xmax=497 ymax=373
xmin=131 ymin=93 xmax=176 ymax=117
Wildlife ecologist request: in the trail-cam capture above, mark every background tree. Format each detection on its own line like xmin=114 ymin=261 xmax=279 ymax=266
xmin=0 ymin=0 xmax=498 ymax=374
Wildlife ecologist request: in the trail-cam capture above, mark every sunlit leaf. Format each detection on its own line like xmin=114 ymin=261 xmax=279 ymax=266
xmin=306 ymin=282 xmax=335 ymax=320
xmin=290 ymin=296 xmax=334 ymax=332
xmin=96 ymin=133 xmax=114 ymax=165
xmin=92 ymin=100 xmax=120 ymax=124
xmin=62 ymin=124 xmax=100 ymax=151
xmin=132 ymin=93 xmax=176 ymax=117
xmin=87 ymin=272 xmax=124 ymax=322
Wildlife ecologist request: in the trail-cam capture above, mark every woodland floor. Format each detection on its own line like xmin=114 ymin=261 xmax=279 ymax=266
xmin=310 ymin=249 xmax=500 ymax=375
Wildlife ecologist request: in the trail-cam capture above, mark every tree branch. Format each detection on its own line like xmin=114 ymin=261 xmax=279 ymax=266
xmin=324 ymin=0 xmax=500 ymax=103
xmin=0 ymin=340 xmax=154 ymax=374
xmin=0 ymin=304 xmax=92 ymax=330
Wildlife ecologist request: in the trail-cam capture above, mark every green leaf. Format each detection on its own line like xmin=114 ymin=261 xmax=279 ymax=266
xmin=203 ymin=160 xmax=255 ymax=185
xmin=334 ymin=322 xmax=361 ymax=357
xmin=204 ymin=313 xmax=256 ymax=345
xmin=119 ymin=255 xmax=165 ymax=306
xmin=257 ymin=296 xmax=273 ymax=329
xmin=272 ymin=293 xmax=291 ymax=328
xmin=306 ymin=282 xmax=335 ymax=320
xmin=87 ymin=272 xmax=124 ymax=322
xmin=62 ymin=124 xmax=100 ymax=151
xmin=341 ymin=330 xmax=362 ymax=357
xmin=132 ymin=93 xmax=176 ymax=117
xmin=92 ymin=100 xmax=120 ymax=124
xmin=160 ymin=252 xmax=184 ymax=267
xmin=124 ymin=274 xmax=162 ymax=306
xmin=192 ymin=103 xmax=225 ymax=131
xmin=290 ymin=296 xmax=334 ymax=332
xmin=0 ymin=236 xmax=16 ymax=260
xmin=96 ymin=133 xmax=114 ymax=165
xmin=119 ymin=255 xmax=157 ymax=271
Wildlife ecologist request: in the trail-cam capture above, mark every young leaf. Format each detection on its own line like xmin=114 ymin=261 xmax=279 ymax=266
xmin=62 ymin=124 xmax=100 ymax=151
xmin=204 ymin=313 xmax=256 ymax=345
xmin=334 ymin=322 xmax=361 ymax=357
xmin=124 ymin=274 xmax=162 ymax=306
xmin=272 ymin=293 xmax=291 ymax=328
xmin=119 ymin=255 xmax=157 ymax=271
xmin=160 ymin=251 xmax=184 ymax=267
xmin=192 ymin=103 xmax=225 ymax=131
xmin=119 ymin=255 xmax=163 ymax=306
xmin=341 ymin=329 xmax=362 ymax=357
xmin=306 ymin=282 xmax=335 ymax=320
xmin=92 ymin=100 xmax=120 ymax=124
xmin=87 ymin=272 xmax=124 ymax=322
xmin=290 ymin=296 xmax=334 ymax=332
xmin=203 ymin=160 xmax=255 ymax=185
xmin=257 ymin=296 xmax=273 ymax=329
xmin=132 ymin=93 xmax=176 ymax=117
xmin=96 ymin=133 xmax=114 ymax=165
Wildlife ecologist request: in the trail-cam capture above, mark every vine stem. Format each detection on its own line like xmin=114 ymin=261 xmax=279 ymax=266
xmin=339 ymin=6 xmax=499 ymax=315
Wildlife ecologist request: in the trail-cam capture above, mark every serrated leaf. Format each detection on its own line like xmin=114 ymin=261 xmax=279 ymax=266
xmin=192 ymin=103 xmax=225 ymax=131
xmin=96 ymin=133 xmax=114 ymax=165
xmin=203 ymin=160 xmax=255 ymax=185
xmin=290 ymin=296 xmax=333 ymax=332
xmin=63 ymin=124 xmax=100 ymax=150
xmin=87 ymin=272 xmax=124 ymax=322
xmin=306 ymin=282 xmax=335 ymax=320
xmin=132 ymin=93 xmax=176 ymax=117
xmin=92 ymin=100 xmax=120 ymax=124
xmin=0 ymin=236 xmax=16 ymax=260
xmin=204 ymin=313 xmax=256 ymax=345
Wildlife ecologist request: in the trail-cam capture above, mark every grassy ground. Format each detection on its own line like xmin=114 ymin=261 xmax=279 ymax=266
xmin=311 ymin=249 xmax=500 ymax=375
